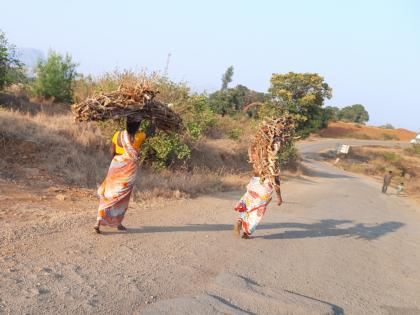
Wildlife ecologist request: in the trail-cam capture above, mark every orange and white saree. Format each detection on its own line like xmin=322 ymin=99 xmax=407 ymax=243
xmin=97 ymin=131 xmax=139 ymax=227
xmin=234 ymin=177 xmax=273 ymax=236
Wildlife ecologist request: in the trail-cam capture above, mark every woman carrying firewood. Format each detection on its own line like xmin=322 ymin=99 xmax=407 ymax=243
xmin=233 ymin=117 xmax=293 ymax=239
xmin=94 ymin=117 xmax=154 ymax=234
xmin=233 ymin=150 xmax=283 ymax=239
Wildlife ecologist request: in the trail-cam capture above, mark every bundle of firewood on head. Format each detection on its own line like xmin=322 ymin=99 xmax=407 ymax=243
xmin=249 ymin=115 xmax=295 ymax=188
xmin=71 ymin=84 xmax=183 ymax=132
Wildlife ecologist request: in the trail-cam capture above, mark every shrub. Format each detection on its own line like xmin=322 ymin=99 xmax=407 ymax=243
xmin=379 ymin=124 xmax=394 ymax=129
xmin=382 ymin=133 xmax=398 ymax=140
xmin=182 ymin=95 xmax=217 ymax=138
xmin=0 ymin=30 xmax=26 ymax=89
xmin=186 ymin=122 xmax=202 ymax=139
xmin=31 ymin=51 xmax=78 ymax=103
xmin=278 ymin=143 xmax=299 ymax=171
xmin=405 ymin=145 xmax=420 ymax=157
xmin=382 ymin=152 xmax=401 ymax=163
xmin=228 ymin=127 xmax=242 ymax=140
xmin=139 ymin=131 xmax=191 ymax=170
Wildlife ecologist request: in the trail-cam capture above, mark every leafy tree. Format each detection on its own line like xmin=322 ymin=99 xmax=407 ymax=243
xmin=0 ymin=30 xmax=25 ymax=89
xmin=323 ymin=106 xmax=340 ymax=121
xmin=268 ymin=72 xmax=332 ymax=136
xmin=32 ymin=51 xmax=78 ymax=103
xmin=208 ymin=84 xmax=267 ymax=115
xmin=221 ymin=66 xmax=234 ymax=90
xmin=338 ymin=104 xmax=369 ymax=124
xmin=317 ymin=106 xmax=340 ymax=129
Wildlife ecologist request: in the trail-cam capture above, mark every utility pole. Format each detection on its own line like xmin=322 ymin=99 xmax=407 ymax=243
xmin=164 ymin=53 xmax=171 ymax=76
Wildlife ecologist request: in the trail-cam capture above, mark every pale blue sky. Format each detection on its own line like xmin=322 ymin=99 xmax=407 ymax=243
xmin=2 ymin=0 xmax=419 ymax=130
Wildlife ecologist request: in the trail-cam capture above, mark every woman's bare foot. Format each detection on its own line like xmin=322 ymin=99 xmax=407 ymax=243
xmin=94 ymin=225 xmax=101 ymax=234
xmin=241 ymin=233 xmax=250 ymax=239
xmin=117 ymin=224 xmax=127 ymax=231
xmin=233 ymin=221 xmax=241 ymax=236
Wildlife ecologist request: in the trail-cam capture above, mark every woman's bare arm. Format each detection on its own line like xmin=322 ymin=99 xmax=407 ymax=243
xmin=274 ymin=176 xmax=283 ymax=206
xmin=109 ymin=143 xmax=116 ymax=158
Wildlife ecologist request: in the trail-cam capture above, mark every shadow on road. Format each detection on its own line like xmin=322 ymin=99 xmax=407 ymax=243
xmin=256 ymin=220 xmax=404 ymax=241
xmin=284 ymin=290 xmax=345 ymax=315
xmin=102 ymin=219 xmax=404 ymax=241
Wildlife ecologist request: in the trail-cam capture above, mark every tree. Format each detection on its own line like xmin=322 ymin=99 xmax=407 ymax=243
xmin=221 ymin=66 xmax=234 ymax=90
xmin=323 ymin=106 xmax=340 ymax=121
xmin=338 ymin=104 xmax=369 ymax=124
xmin=32 ymin=51 xmax=78 ymax=103
xmin=0 ymin=30 xmax=25 ymax=89
xmin=268 ymin=72 xmax=332 ymax=136
xmin=208 ymin=84 xmax=267 ymax=115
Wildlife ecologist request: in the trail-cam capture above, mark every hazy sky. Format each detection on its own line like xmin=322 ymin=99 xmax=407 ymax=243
xmin=2 ymin=0 xmax=419 ymax=130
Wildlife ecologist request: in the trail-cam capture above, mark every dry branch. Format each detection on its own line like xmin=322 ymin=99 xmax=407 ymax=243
xmin=249 ymin=115 xmax=295 ymax=187
xmin=71 ymin=85 xmax=183 ymax=132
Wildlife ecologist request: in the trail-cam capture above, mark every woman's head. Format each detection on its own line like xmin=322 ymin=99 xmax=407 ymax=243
xmin=126 ymin=118 xmax=141 ymax=136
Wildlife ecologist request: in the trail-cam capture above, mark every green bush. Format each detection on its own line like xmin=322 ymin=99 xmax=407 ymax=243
xmin=228 ymin=127 xmax=242 ymax=140
xmin=186 ymin=122 xmax=202 ymax=139
xmin=382 ymin=133 xmax=398 ymax=140
xmin=277 ymin=143 xmax=299 ymax=171
xmin=0 ymin=30 xmax=25 ymax=89
xmin=382 ymin=152 xmax=401 ymax=163
xmin=31 ymin=51 xmax=78 ymax=103
xmin=140 ymin=131 xmax=191 ymax=170
xmin=379 ymin=124 xmax=394 ymax=129
xmin=182 ymin=95 xmax=217 ymax=138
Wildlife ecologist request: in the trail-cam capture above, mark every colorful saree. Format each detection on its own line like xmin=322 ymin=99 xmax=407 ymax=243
xmin=97 ymin=131 xmax=139 ymax=227
xmin=234 ymin=177 xmax=273 ymax=236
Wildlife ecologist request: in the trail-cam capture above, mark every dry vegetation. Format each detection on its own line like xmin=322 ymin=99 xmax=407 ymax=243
xmin=324 ymin=145 xmax=420 ymax=201
xmin=319 ymin=121 xmax=415 ymax=141
xmin=249 ymin=116 xmax=295 ymax=187
xmin=0 ymin=92 xmax=252 ymax=201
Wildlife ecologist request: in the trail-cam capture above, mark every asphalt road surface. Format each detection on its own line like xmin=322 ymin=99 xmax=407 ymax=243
xmin=1 ymin=140 xmax=419 ymax=314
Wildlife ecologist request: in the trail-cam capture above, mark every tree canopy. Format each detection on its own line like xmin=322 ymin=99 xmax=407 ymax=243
xmin=208 ymin=84 xmax=267 ymax=115
xmin=32 ymin=51 xmax=78 ymax=103
xmin=268 ymin=72 xmax=332 ymax=136
xmin=221 ymin=66 xmax=234 ymax=90
xmin=0 ymin=30 xmax=25 ymax=89
xmin=338 ymin=104 xmax=369 ymax=124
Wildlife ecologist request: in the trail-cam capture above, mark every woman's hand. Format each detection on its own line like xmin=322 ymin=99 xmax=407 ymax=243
xmin=277 ymin=195 xmax=283 ymax=206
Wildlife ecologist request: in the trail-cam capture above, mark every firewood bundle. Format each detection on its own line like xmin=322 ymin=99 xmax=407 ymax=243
xmin=71 ymin=85 xmax=183 ymax=132
xmin=249 ymin=116 xmax=295 ymax=187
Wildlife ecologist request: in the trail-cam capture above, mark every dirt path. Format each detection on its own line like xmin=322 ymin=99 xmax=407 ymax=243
xmin=1 ymin=140 xmax=420 ymax=314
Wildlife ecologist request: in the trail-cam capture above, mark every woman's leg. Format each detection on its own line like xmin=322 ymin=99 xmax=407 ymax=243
xmin=94 ymin=220 xmax=101 ymax=234
xmin=233 ymin=220 xmax=241 ymax=236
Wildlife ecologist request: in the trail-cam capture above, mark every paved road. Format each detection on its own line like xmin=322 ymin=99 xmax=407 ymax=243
xmin=1 ymin=140 xmax=419 ymax=314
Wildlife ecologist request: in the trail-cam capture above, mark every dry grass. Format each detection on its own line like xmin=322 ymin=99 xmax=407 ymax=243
xmin=319 ymin=121 xmax=415 ymax=141
xmin=0 ymin=102 xmax=251 ymax=199
xmin=0 ymin=109 xmax=109 ymax=186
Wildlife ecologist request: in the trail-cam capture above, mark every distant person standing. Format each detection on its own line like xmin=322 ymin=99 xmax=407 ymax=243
xmin=396 ymin=182 xmax=404 ymax=195
xmin=382 ymin=171 xmax=393 ymax=193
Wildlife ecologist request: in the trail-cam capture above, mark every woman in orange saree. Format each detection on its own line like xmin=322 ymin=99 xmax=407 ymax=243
xmin=94 ymin=119 xmax=148 ymax=234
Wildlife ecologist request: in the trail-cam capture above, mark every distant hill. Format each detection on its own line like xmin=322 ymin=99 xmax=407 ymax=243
xmin=319 ymin=121 xmax=415 ymax=141
xmin=16 ymin=48 xmax=45 ymax=77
